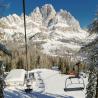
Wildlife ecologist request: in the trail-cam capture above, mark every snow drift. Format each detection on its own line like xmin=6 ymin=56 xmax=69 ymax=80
xmin=5 ymin=69 xmax=26 ymax=86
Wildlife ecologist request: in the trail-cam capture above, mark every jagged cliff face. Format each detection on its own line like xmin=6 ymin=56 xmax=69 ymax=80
xmin=0 ymin=4 xmax=96 ymax=57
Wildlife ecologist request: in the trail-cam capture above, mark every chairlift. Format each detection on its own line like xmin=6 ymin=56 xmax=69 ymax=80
xmin=22 ymin=0 xmax=33 ymax=93
xmin=64 ymin=75 xmax=85 ymax=91
xmin=64 ymin=61 xmax=85 ymax=91
xmin=25 ymin=78 xmax=33 ymax=93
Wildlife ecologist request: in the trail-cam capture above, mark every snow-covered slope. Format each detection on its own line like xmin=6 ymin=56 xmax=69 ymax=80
xmin=5 ymin=69 xmax=26 ymax=86
xmin=4 ymin=69 xmax=88 ymax=98
xmin=0 ymin=4 xmax=96 ymax=56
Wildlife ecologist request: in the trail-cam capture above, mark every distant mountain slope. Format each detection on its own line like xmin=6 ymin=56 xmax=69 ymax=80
xmin=0 ymin=4 xmax=97 ymax=56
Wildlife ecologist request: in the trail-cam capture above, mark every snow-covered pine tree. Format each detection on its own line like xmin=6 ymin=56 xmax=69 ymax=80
xmin=86 ymin=47 xmax=97 ymax=98
xmin=86 ymin=12 xmax=98 ymax=98
xmin=0 ymin=43 xmax=11 ymax=98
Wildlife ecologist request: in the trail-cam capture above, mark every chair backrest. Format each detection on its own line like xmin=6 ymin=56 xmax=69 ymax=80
xmin=64 ymin=75 xmax=85 ymax=91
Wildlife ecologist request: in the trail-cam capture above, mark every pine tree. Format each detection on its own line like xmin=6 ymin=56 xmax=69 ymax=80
xmin=86 ymin=51 xmax=97 ymax=98
xmin=0 ymin=44 xmax=11 ymax=98
xmin=86 ymin=13 xmax=98 ymax=98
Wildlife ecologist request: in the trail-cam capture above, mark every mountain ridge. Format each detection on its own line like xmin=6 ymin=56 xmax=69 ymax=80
xmin=0 ymin=4 xmax=96 ymax=57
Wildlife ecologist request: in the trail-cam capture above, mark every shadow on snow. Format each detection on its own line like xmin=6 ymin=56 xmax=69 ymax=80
xmin=4 ymin=89 xmax=74 ymax=98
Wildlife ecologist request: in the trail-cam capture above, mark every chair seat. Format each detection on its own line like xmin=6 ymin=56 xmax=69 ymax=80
xmin=64 ymin=87 xmax=84 ymax=91
xmin=25 ymin=88 xmax=33 ymax=93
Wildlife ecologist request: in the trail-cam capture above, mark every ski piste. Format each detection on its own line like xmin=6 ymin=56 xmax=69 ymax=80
xmin=4 ymin=69 xmax=88 ymax=98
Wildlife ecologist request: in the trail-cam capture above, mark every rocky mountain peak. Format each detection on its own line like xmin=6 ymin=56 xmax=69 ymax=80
xmin=41 ymin=4 xmax=56 ymax=17
xmin=30 ymin=7 xmax=42 ymax=25
xmin=58 ymin=9 xmax=80 ymax=29
xmin=40 ymin=4 xmax=56 ymax=26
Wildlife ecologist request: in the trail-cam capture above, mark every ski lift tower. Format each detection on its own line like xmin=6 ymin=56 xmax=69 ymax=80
xmin=22 ymin=0 xmax=32 ymax=93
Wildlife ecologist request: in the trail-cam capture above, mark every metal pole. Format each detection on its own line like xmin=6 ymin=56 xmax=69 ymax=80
xmin=78 ymin=65 xmax=79 ymax=76
xmin=22 ymin=0 xmax=29 ymax=76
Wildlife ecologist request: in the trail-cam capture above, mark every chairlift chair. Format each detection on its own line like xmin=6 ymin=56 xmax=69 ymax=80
xmin=25 ymin=78 xmax=33 ymax=93
xmin=64 ymin=61 xmax=85 ymax=91
xmin=64 ymin=75 xmax=85 ymax=91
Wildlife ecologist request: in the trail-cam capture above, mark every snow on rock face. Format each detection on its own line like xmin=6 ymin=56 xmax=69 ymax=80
xmin=56 ymin=9 xmax=80 ymax=29
xmin=42 ymin=40 xmax=81 ymax=56
xmin=30 ymin=7 xmax=43 ymax=25
xmin=0 ymin=4 xmax=94 ymax=56
xmin=41 ymin=4 xmax=56 ymax=26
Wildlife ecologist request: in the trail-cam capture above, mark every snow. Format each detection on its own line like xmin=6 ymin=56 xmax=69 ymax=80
xmin=42 ymin=39 xmax=81 ymax=55
xmin=86 ymin=33 xmax=98 ymax=43
xmin=5 ymin=69 xmax=26 ymax=86
xmin=54 ymin=30 xmax=88 ymax=40
xmin=27 ymin=28 xmax=41 ymax=37
xmin=49 ymin=23 xmax=69 ymax=29
xmin=4 ymin=69 xmax=88 ymax=98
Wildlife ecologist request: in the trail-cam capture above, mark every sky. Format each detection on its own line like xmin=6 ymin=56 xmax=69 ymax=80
xmin=0 ymin=0 xmax=98 ymax=28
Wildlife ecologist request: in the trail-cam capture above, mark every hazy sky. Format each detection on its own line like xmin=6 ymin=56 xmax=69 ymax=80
xmin=1 ymin=0 xmax=98 ymax=28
